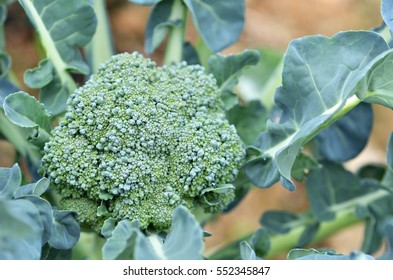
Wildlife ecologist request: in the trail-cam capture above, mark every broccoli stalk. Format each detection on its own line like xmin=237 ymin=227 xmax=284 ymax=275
xmin=42 ymin=52 xmax=245 ymax=231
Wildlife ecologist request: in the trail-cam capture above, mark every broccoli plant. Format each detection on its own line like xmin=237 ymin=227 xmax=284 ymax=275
xmin=1 ymin=0 xmax=393 ymax=261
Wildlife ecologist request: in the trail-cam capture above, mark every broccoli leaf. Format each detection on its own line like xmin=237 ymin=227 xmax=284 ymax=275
xmin=128 ymin=0 xmax=161 ymax=5
xmin=183 ymin=0 xmax=245 ymax=52
xmin=382 ymin=0 xmax=393 ymax=35
xmin=209 ymin=50 xmax=260 ymax=110
xmin=240 ymin=241 xmax=260 ymax=260
xmin=103 ymin=206 xmax=204 ymax=260
xmin=315 ymin=102 xmax=373 ymax=162
xmin=3 ymin=91 xmax=51 ymax=148
xmin=144 ymin=0 xmax=177 ymax=54
xmin=19 ymin=0 xmax=97 ymax=115
xmin=48 ymin=210 xmax=80 ymax=250
xmin=246 ymin=31 xmax=393 ymax=190
xmin=0 ymin=164 xmax=21 ymax=199
xmin=288 ymin=248 xmax=374 ymax=260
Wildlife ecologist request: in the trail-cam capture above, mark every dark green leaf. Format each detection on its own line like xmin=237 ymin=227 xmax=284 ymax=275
xmin=23 ymin=59 xmax=53 ymax=88
xmin=247 ymin=31 xmax=393 ymax=190
xmin=209 ymin=50 xmax=260 ymax=110
xmin=357 ymin=164 xmax=386 ymax=181
xmin=306 ymin=162 xmax=378 ymax=221
xmin=144 ymin=0 xmax=176 ymax=54
xmin=260 ymin=210 xmax=299 ymax=234
xmin=297 ymin=222 xmax=319 ymax=248
xmin=49 ymin=210 xmax=80 ymax=250
xmin=250 ymin=228 xmax=270 ymax=258
xmin=0 ymin=52 xmax=10 ymax=78
xmin=184 ymin=0 xmax=245 ymax=52
xmin=291 ymin=153 xmax=319 ymax=182
xmin=182 ymin=41 xmax=200 ymax=65
xmin=316 ymin=103 xmax=373 ymax=162
xmin=226 ymin=100 xmax=267 ymax=145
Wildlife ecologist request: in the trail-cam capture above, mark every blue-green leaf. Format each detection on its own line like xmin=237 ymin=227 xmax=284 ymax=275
xmin=246 ymin=31 xmax=393 ymax=190
xmin=250 ymin=228 xmax=270 ymax=258
xmin=14 ymin=178 xmax=50 ymax=198
xmin=23 ymin=59 xmax=53 ymax=88
xmin=4 ymin=91 xmax=51 ymax=132
xmin=316 ymin=103 xmax=373 ymax=162
xmin=226 ymin=101 xmax=267 ymax=145
xmin=184 ymin=0 xmax=245 ymax=52
xmin=19 ymin=0 xmax=97 ymax=115
xmin=49 ymin=210 xmax=80 ymax=250
xmin=103 ymin=206 xmax=204 ymax=260
xmin=147 ymin=206 xmax=203 ymax=260
xmin=102 ymin=220 xmax=141 ymax=260
xmin=0 ymin=52 xmax=11 ymax=78
xmin=382 ymin=0 xmax=393 ymax=35
xmin=0 ymin=164 xmax=21 ymax=199
xmin=288 ymin=248 xmax=374 ymax=260
xmin=128 ymin=0 xmax=161 ymax=5
xmin=306 ymin=162 xmax=378 ymax=221
xmin=240 ymin=241 xmax=259 ymax=260
xmin=260 ymin=210 xmax=300 ymax=234
xmin=208 ymin=50 xmax=260 ymax=109
xmin=101 ymin=217 xmax=117 ymax=239
xmin=0 ymin=199 xmax=43 ymax=260
xmin=144 ymin=0 xmax=176 ymax=54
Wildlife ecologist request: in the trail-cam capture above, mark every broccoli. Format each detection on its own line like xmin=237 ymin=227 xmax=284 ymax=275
xmin=42 ymin=52 xmax=245 ymax=231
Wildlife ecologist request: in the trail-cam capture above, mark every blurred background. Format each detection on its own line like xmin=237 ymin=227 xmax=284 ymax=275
xmin=1 ymin=0 xmax=390 ymax=258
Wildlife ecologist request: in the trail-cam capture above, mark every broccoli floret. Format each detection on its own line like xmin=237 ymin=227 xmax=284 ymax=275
xmin=42 ymin=52 xmax=245 ymax=231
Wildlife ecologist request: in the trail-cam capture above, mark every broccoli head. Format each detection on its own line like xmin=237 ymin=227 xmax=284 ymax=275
xmin=42 ymin=52 xmax=245 ymax=231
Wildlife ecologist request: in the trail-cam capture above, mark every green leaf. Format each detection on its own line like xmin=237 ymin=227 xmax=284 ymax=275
xmin=240 ymin=241 xmax=259 ymax=260
xmin=316 ymin=103 xmax=373 ymax=162
xmin=14 ymin=178 xmax=50 ymax=198
xmin=0 ymin=164 xmax=21 ymax=199
xmin=101 ymin=218 xmax=117 ymax=239
xmin=297 ymin=222 xmax=319 ymax=248
xmin=250 ymin=228 xmax=270 ymax=258
xmin=4 ymin=91 xmax=51 ymax=132
xmin=226 ymin=100 xmax=267 ymax=145
xmin=0 ymin=52 xmax=11 ymax=78
xmin=0 ymin=199 xmax=43 ymax=260
xmin=19 ymin=0 xmax=97 ymax=115
xmin=246 ymin=31 xmax=393 ymax=190
xmin=291 ymin=153 xmax=319 ymax=182
xmin=208 ymin=50 xmax=260 ymax=110
xmin=260 ymin=210 xmax=300 ymax=234
xmin=201 ymin=184 xmax=235 ymax=206
xmin=23 ymin=59 xmax=53 ymax=88
xmin=184 ymin=0 xmax=245 ymax=52
xmin=306 ymin=162 xmax=378 ymax=221
xmin=142 ymin=206 xmax=203 ymax=260
xmin=103 ymin=206 xmax=204 ymax=260
xmin=102 ymin=220 xmax=141 ymax=260
xmin=49 ymin=210 xmax=80 ymax=250
xmin=382 ymin=0 xmax=393 ymax=35
xmin=144 ymin=0 xmax=177 ymax=54
xmin=128 ymin=0 xmax=161 ymax=5
xmin=288 ymin=248 xmax=374 ymax=260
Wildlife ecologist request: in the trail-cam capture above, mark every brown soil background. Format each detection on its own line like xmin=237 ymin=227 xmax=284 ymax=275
xmin=1 ymin=0 xmax=390 ymax=258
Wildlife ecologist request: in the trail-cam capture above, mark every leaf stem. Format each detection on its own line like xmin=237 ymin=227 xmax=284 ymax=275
xmin=163 ymin=0 xmax=187 ymax=65
xmin=207 ymin=188 xmax=391 ymax=259
xmin=19 ymin=0 xmax=77 ymax=92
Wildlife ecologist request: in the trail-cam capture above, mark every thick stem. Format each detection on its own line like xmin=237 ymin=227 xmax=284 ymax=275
xmin=163 ymin=0 xmax=187 ymax=65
